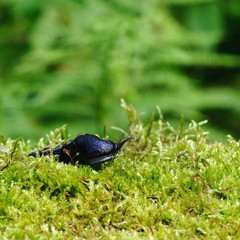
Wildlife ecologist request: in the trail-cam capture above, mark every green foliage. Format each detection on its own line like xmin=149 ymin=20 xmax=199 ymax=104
xmin=1 ymin=103 xmax=240 ymax=239
xmin=0 ymin=0 xmax=240 ymax=141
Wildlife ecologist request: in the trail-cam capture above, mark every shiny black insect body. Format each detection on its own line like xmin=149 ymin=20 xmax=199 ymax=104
xmin=29 ymin=134 xmax=132 ymax=165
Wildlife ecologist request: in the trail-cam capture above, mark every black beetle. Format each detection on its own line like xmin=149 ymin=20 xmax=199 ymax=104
xmin=29 ymin=134 xmax=133 ymax=165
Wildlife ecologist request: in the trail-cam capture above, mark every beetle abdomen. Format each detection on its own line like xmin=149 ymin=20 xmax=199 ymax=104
xmin=75 ymin=134 xmax=116 ymax=156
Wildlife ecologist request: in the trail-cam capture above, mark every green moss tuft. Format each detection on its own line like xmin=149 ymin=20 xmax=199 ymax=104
xmin=1 ymin=102 xmax=240 ymax=239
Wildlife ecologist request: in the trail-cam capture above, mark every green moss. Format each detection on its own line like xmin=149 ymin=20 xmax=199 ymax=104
xmin=0 ymin=101 xmax=240 ymax=239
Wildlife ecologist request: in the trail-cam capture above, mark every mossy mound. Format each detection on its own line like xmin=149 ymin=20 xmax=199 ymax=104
xmin=1 ymin=101 xmax=240 ymax=239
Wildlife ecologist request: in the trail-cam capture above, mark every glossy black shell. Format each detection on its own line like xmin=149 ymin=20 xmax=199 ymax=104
xmin=29 ymin=134 xmax=132 ymax=166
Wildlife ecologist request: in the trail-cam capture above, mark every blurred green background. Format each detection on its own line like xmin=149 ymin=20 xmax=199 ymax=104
xmin=0 ymin=0 xmax=240 ymax=142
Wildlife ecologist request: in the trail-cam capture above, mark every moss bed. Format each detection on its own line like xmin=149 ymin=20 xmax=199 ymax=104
xmin=1 ymin=102 xmax=240 ymax=239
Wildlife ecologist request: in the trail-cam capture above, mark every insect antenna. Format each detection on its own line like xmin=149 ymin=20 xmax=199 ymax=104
xmin=117 ymin=135 xmax=133 ymax=150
